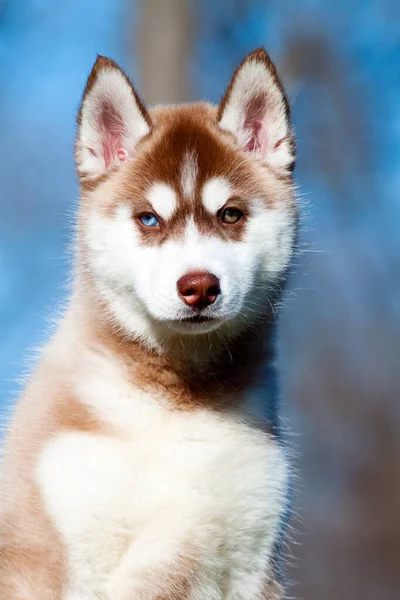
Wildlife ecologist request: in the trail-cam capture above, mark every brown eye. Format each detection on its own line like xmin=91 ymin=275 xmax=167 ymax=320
xmin=220 ymin=208 xmax=244 ymax=225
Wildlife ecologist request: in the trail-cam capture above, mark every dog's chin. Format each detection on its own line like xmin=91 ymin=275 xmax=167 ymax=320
xmin=167 ymin=316 xmax=223 ymax=335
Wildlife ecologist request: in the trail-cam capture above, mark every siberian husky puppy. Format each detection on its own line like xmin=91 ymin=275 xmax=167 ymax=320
xmin=0 ymin=48 xmax=297 ymax=599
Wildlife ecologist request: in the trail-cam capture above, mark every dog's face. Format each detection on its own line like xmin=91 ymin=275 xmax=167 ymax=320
xmin=75 ymin=50 xmax=297 ymax=345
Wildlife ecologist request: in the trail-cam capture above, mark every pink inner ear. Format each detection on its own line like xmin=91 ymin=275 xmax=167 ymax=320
xmin=245 ymin=121 xmax=262 ymax=152
xmin=244 ymin=93 xmax=268 ymax=155
xmin=99 ymin=98 xmax=128 ymax=168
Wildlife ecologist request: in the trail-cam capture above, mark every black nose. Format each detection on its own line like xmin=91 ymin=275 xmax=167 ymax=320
xmin=177 ymin=272 xmax=220 ymax=309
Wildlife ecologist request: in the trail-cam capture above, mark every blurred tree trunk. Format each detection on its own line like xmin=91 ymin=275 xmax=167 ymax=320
xmin=137 ymin=0 xmax=191 ymax=105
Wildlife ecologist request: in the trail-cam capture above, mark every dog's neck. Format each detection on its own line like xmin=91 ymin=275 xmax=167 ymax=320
xmin=71 ymin=279 xmax=279 ymax=415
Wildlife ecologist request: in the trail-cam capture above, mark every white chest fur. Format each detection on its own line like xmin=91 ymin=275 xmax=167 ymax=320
xmin=36 ymin=354 xmax=288 ymax=599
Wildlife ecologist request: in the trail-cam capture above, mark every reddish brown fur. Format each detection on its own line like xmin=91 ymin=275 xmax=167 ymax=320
xmin=75 ymin=65 xmax=297 ymax=416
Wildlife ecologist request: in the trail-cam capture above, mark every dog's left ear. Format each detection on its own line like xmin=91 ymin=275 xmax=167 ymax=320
xmin=218 ymin=48 xmax=295 ymax=173
xmin=75 ymin=56 xmax=151 ymax=180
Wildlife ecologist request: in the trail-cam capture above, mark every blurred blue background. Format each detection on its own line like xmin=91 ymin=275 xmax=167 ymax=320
xmin=1 ymin=1 xmax=399 ymax=598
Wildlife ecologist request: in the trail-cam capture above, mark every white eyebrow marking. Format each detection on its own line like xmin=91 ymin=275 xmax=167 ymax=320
xmin=202 ymin=177 xmax=232 ymax=214
xmin=180 ymin=151 xmax=198 ymax=200
xmin=147 ymin=183 xmax=177 ymax=220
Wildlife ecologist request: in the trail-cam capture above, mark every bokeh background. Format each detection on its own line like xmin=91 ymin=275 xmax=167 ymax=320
xmin=1 ymin=1 xmax=400 ymax=598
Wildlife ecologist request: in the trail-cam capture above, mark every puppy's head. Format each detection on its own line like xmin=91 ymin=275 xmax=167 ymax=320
xmin=75 ymin=49 xmax=297 ymax=345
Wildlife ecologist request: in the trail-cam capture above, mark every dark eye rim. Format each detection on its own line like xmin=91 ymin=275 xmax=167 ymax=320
xmin=219 ymin=206 xmax=245 ymax=225
xmin=136 ymin=211 xmax=162 ymax=229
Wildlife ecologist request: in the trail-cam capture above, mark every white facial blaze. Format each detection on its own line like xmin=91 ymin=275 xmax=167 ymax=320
xmin=180 ymin=151 xmax=198 ymax=200
xmin=202 ymin=177 xmax=232 ymax=214
xmin=84 ymin=183 xmax=295 ymax=344
xmin=129 ymin=217 xmax=254 ymax=326
xmin=147 ymin=183 xmax=177 ymax=221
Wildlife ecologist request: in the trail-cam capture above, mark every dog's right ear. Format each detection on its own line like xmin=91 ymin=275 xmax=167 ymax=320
xmin=75 ymin=56 xmax=151 ymax=181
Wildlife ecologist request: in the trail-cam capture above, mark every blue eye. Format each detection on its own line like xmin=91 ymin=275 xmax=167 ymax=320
xmin=139 ymin=213 xmax=159 ymax=227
